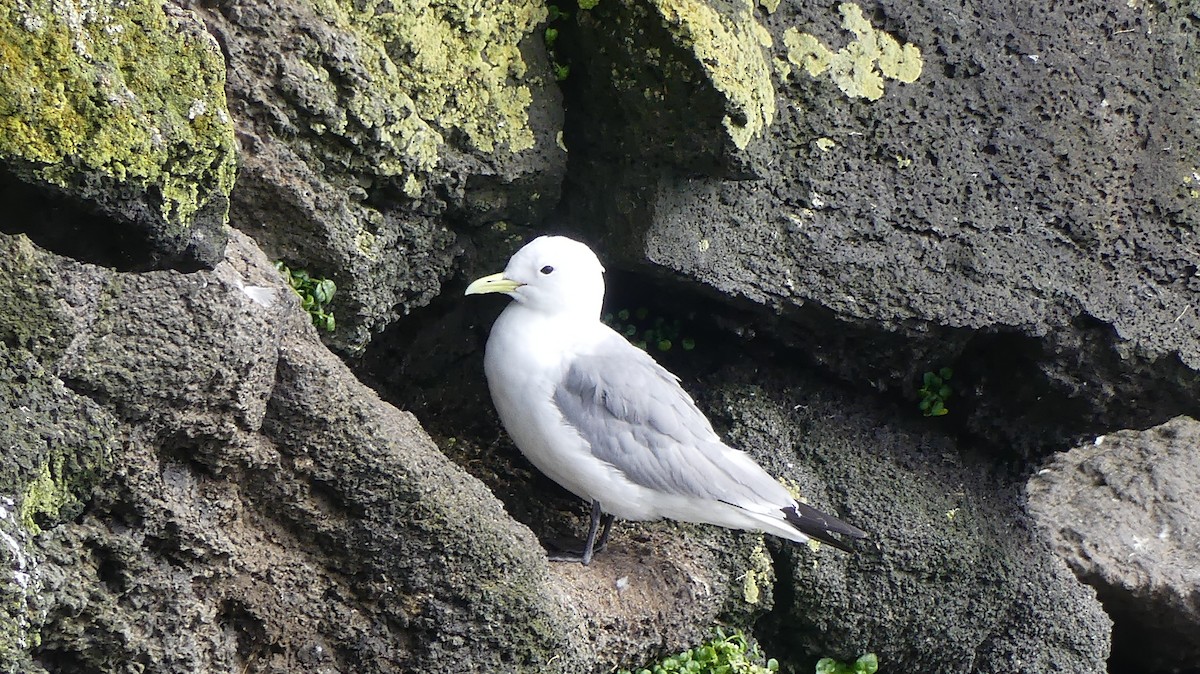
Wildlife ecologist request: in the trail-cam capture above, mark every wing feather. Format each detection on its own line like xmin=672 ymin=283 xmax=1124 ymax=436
xmin=553 ymin=331 xmax=787 ymax=506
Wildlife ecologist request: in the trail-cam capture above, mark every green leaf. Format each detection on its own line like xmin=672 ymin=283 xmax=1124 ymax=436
xmin=618 ymin=309 xmax=630 ymax=320
xmin=816 ymin=658 xmax=838 ymax=674
xmin=314 ymin=279 xmax=336 ymax=304
xmin=854 ymin=653 xmax=879 ymax=674
xmin=923 ymin=371 xmax=937 ymax=386
xmin=938 ymin=385 xmax=952 ymax=399
xmin=657 ymin=339 xmax=672 ymax=351
xmin=939 ymin=367 xmax=954 ymax=379
xmin=544 ymin=27 xmax=559 ymax=47
xmin=681 ymin=337 xmax=696 ymax=351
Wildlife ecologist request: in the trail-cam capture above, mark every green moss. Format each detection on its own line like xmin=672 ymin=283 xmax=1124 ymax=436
xmin=652 ymin=0 xmax=776 ymax=149
xmin=784 ymin=2 xmax=922 ymax=101
xmin=0 ymin=0 xmax=237 ymax=227
xmin=308 ymin=0 xmax=546 ymax=165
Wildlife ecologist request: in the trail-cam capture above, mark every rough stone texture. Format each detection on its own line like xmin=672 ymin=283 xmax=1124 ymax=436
xmin=0 ymin=230 xmax=767 ymax=673
xmin=0 ymin=0 xmax=237 ymax=270
xmin=555 ymin=0 xmax=1200 ymax=453
xmin=360 ymin=288 xmax=1110 ymax=673
xmin=1027 ymin=416 xmax=1200 ymax=673
xmin=188 ymin=0 xmax=568 ymax=353
xmin=700 ymin=364 xmax=1111 ymax=673
xmin=6 ymin=0 xmax=1200 ymax=670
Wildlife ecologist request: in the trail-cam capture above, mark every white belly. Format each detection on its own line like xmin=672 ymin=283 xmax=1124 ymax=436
xmin=483 ymin=306 xmax=656 ymax=517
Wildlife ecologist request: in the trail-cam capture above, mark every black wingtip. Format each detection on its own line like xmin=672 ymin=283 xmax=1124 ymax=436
xmin=782 ymin=502 xmax=868 ymax=553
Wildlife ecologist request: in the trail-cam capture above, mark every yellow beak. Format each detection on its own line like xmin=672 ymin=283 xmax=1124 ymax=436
xmin=464 ymin=272 xmax=524 ymax=296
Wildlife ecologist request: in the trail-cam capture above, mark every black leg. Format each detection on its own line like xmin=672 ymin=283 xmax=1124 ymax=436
xmin=578 ymin=499 xmax=603 ymax=565
xmin=595 ymin=513 xmax=615 ymax=552
xmin=547 ymin=500 xmax=606 ymax=565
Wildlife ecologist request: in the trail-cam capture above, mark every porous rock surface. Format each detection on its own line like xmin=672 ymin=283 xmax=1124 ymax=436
xmin=0 ymin=0 xmax=237 ymax=270
xmin=556 ymin=0 xmax=1200 ymax=452
xmin=0 ymin=230 xmax=765 ymax=673
xmin=187 ymin=0 xmax=568 ymax=353
xmin=702 ymin=362 xmax=1112 ymax=673
xmin=1027 ymin=416 xmax=1200 ymax=672
xmin=3 ymin=0 xmax=1199 ymax=671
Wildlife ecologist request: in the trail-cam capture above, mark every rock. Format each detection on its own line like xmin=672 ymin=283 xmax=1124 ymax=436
xmin=0 ymin=230 xmax=768 ymax=672
xmin=554 ymin=0 xmax=1200 ymax=452
xmin=1027 ymin=416 xmax=1200 ymax=672
xmin=700 ymin=362 xmax=1110 ymax=673
xmin=190 ymin=0 xmax=568 ymax=353
xmin=0 ymin=0 xmax=237 ymax=271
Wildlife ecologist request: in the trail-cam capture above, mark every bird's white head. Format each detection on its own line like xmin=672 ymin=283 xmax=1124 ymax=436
xmin=464 ymin=236 xmax=606 ymax=318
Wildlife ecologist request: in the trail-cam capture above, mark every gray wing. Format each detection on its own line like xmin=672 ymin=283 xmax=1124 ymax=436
xmin=553 ymin=330 xmax=781 ymax=505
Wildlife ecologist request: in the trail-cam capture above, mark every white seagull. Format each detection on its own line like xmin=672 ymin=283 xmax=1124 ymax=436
xmin=465 ymin=236 xmax=866 ymax=564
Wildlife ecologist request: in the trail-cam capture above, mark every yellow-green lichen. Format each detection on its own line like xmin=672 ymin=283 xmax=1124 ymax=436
xmin=652 ymin=0 xmax=776 ymax=149
xmin=742 ymin=539 xmax=773 ymax=604
xmin=314 ymin=0 xmax=547 ymax=158
xmin=0 ymin=0 xmax=237 ymax=227
xmin=784 ymin=2 xmax=922 ymax=101
xmin=355 ymin=229 xmax=378 ymax=259
xmin=18 ymin=462 xmax=71 ymax=536
xmin=402 ymin=173 xmax=422 ymax=198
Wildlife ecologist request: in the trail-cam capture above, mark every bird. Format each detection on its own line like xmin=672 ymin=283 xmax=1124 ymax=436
xmin=465 ymin=235 xmax=866 ymax=565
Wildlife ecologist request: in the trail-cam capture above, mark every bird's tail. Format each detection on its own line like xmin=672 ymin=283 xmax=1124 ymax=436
xmin=782 ymin=501 xmax=868 ymax=553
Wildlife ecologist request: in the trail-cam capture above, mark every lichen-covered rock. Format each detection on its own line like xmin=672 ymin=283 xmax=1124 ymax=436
xmin=556 ymin=0 xmax=1200 ymax=452
xmin=0 ymin=0 xmax=237 ymax=270
xmin=192 ymin=0 xmax=568 ymax=353
xmin=553 ymin=0 xmax=775 ymax=177
xmin=1027 ymin=416 xmax=1200 ymax=672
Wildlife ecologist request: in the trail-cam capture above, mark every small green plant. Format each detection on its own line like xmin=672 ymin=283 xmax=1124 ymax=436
xmin=275 ymin=261 xmax=337 ymax=332
xmin=918 ymin=367 xmax=953 ymax=417
xmin=816 ymin=653 xmax=878 ymax=674
xmin=620 ymin=629 xmax=778 ymax=674
xmin=545 ymin=6 xmax=571 ymax=81
xmin=603 ymin=307 xmax=695 ymax=352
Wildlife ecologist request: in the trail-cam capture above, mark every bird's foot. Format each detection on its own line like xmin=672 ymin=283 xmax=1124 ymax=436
xmin=544 ymin=501 xmax=615 ymax=566
xmin=547 ymin=549 xmax=596 ymax=565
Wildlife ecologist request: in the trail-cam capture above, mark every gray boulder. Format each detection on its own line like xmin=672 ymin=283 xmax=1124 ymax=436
xmin=1028 ymin=416 xmax=1200 ymax=672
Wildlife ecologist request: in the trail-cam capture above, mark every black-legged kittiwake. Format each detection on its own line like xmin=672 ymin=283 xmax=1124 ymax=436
xmin=466 ymin=236 xmax=867 ymax=565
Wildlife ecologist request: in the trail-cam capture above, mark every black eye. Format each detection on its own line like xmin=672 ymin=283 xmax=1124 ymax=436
xmin=540 ymin=265 xmax=554 ymax=275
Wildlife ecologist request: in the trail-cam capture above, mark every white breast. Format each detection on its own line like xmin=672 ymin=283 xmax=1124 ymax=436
xmin=483 ymin=305 xmax=647 ymax=510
